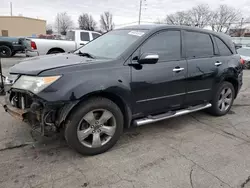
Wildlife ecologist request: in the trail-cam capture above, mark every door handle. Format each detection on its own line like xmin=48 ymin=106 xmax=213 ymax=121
xmin=215 ymin=61 xmax=222 ymax=66
xmin=173 ymin=67 xmax=185 ymax=72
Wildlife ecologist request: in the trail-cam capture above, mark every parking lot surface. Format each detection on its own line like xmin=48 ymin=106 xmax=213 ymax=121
xmin=1 ymin=56 xmax=250 ymax=188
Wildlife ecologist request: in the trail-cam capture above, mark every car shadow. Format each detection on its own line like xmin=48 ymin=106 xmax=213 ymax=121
xmin=28 ymin=112 xmax=204 ymax=159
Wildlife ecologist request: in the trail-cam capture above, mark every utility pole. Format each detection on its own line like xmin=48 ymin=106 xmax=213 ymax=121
xmin=138 ymin=0 xmax=142 ymax=25
xmin=57 ymin=13 xmax=60 ymax=34
xmin=10 ymin=2 xmax=13 ymax=16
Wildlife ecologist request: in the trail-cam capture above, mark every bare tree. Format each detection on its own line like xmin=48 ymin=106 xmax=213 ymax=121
xmin=165 ymin=11 xmax=192 ymax=26
xmin=46 ymin=24 xmax=53 ymax=35
xmin=78 ymin=14 xmax=97 ymax=31
xmin=189 ymin=4 xmax=212 ymax=28
xmin=209 ymin=5 xmax=241 ymax=33
xmin=100 ymin=11 xmax=114 ymax=31
xmin=55 ymin=12 xmax=73 ymax=35
xmin=154 ymin=18 xmax=164 ymax=24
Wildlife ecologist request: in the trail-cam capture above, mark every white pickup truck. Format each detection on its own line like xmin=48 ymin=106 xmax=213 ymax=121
xmin=25 ymin=30 xmax=101 ymax=57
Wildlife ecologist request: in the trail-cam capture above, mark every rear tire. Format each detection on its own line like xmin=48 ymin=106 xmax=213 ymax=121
xmin=0 ymin=45 xmax=12 ymax=58
xmin=208 ymin=81 xmax=235 ymax=116
xmin=65 ymin=97 xmax=124 ymax=155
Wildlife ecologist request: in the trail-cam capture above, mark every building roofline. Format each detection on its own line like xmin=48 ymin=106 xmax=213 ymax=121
xmin=0 ymin=16 xmax=46 ymax=22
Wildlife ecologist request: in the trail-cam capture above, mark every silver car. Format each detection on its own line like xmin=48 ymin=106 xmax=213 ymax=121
xmin=237 ymin=47 xmax=250 ymax=69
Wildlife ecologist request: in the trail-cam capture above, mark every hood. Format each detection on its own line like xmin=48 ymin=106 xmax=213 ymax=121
xmin=9 ymin=53 xmax=98 ymax=75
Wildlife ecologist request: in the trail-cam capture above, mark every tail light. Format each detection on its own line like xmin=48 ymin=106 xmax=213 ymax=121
xmin=31 ymin=41 xmax=37 ymax=50
xmin=240 ymin=58 xmax=245 ymax=65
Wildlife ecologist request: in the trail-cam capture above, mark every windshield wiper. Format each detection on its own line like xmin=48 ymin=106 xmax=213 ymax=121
xmin=77 ymin=50 xmax=95 ymax=59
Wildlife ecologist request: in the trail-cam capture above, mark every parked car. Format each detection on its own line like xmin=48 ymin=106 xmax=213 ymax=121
xmin=237 ymin=47 xmax=250 ymax=69
xmin=3 ymin=25 xmax=243 ymax=155
xmin=0 ymin=37 xmax=25 ymax=58
xmin=25 ymin=30 xmax=101 ymax=57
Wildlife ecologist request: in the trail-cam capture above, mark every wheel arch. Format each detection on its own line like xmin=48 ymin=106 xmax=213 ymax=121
xmin=223 ymin=77 xmax=239 ymax=98
xmin=60 ymin=91 xmax=132 ymax=129
xmin=47 ymin=47 xmax=65 ymax=54
xmin=0 ymin=41 xmax=13 ymax=50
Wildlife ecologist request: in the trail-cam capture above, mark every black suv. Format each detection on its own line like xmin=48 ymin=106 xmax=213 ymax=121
xmin=3 ymin=25 xmax=243 ymax=155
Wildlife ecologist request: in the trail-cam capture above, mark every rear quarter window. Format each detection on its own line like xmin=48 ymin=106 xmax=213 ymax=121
xmin=214 ymin=36 xmax=232 ymax=56
xmin=92 ymin=33 xmax=101 ymax=39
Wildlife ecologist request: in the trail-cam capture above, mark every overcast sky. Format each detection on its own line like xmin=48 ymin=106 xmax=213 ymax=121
xmin=1 ymin=0 xmax=250 ymax=28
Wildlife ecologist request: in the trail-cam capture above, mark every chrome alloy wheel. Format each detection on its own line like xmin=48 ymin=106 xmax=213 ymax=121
xmin=77 ymin=109 xmax=116 ymax=148
xmin=218 ymin=87 xmax=233 ymax=112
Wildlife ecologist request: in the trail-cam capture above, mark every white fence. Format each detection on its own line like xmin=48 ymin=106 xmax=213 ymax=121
xmin=231 ymin=37 xmax=250 ymax=47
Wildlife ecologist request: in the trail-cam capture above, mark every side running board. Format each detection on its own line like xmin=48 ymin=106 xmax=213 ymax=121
xmin=134 ymin=103 xmax=212 ymax=126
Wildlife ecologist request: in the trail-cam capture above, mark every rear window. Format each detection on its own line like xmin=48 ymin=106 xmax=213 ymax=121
xmin=81 ymin=32 xmax=90 ymax=41
xmin=185 ymin=31 xmax=214 ymax=58
xmin=65 ymin=31 xmax=75 ymax=41
xmin=214 ymin=36 xmax=232 ymax=56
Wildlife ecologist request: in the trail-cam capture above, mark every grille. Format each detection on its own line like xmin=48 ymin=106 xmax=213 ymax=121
xmin=10 ymin=91 xmax=33 ymax=109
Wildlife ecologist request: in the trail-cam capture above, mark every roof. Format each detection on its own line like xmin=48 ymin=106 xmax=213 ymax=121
xmin=0 ymin=16 xmax=46 ymax=22
xmin=118 ymin=24 xmax=235 ymax=53
xmin=119 ymin=24 xmax=227 ymax=36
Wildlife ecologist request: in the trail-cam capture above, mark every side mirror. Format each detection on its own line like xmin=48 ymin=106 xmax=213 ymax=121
xmin=138 ymin=53 xmax=159 ymax=64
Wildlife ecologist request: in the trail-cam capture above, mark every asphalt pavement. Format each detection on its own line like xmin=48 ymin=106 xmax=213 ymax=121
xmin=1 ymin=56 xmax=250 ymax=188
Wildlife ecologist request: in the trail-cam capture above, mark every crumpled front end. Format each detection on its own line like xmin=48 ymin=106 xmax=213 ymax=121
xmin=3 ymin=89 xmax=77 ymax=136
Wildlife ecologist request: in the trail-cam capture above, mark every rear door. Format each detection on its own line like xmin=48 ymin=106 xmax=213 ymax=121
xmin=131 ymin=30 xmax=188 ymax=115
xmin=184 ymin=31 xmax=218 ymax=105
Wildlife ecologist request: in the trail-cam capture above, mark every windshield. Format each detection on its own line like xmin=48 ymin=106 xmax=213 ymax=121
xmin=75 ymin=29 xmax=147 ymax=59
xmin=237 ymin=48 xmax=250 ymax=56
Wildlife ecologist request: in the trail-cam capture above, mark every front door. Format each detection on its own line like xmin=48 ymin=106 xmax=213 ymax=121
xmin=131 ymin=30 xmax=188 ymax=115
xmin=183 ymin=31 xmax=218 ymax=105
xmin=77 ymin=31 xmax=90 ymax=48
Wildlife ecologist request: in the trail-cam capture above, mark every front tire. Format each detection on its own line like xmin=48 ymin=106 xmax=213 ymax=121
xmin=208 ymin=81 xmax=235 ymax=116
xmin=11 ymin=52 xmax=16 ymax=57
xmin=65 ymin=97 xmax=124 ymax=155
xmin=0 ymin=45 xmax=12 ymax=58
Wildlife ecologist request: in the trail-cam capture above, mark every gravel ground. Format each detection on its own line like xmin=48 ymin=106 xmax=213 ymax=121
xmin=1 ymin=56 xmax=250 ymax=188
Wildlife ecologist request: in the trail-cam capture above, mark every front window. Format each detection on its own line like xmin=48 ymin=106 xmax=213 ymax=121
xmin=75 ymin=29 xmax=147 ymax=59
xmin=237 ymin=48 xmax=250 ymax=56
xmin=80 ymin=32 xmax=90 ymax=41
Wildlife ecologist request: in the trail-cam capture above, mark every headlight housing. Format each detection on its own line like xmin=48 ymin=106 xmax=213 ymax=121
xmin=12 ymin=75 xmax=61 ymax=94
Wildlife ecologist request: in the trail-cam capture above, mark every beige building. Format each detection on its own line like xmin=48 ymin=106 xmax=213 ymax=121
xmin=0 ymin=16 xmax=46 ymax=37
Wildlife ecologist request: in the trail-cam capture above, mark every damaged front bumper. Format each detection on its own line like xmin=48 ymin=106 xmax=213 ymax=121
xmin=3 ymin=102 xmax=28 ymax=121
xmin=2 ymin=89 xmax=79 ymax=136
